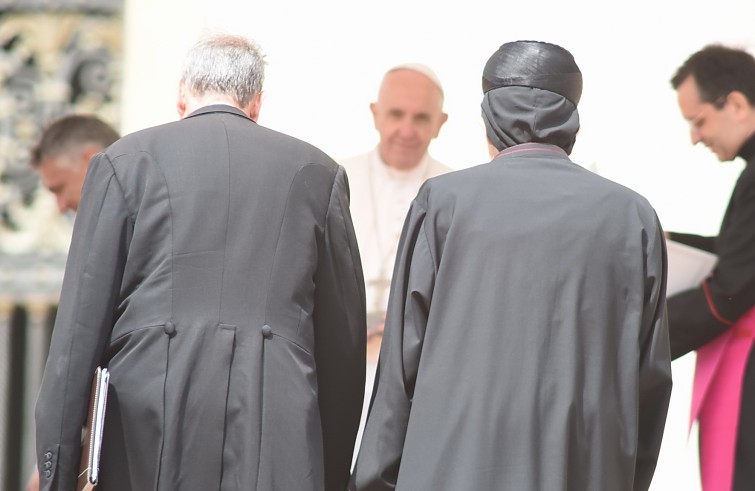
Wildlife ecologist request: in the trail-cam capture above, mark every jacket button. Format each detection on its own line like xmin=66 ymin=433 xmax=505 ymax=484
xmin=44 ymin=469 xmax=51 ymax=478
xmin=164 ymin=322 xmax=176 ymax=336
xmin=45 ymin=451 xmax=52 ymax=459
xmin=261 ymin=325 xmax=273 ymax=339
xmin=44 ymin=461 xmax=51 ymax=469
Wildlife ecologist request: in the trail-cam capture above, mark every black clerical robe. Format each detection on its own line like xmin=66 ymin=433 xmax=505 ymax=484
xmin=351 ymin=143 xmax=672 ymax=491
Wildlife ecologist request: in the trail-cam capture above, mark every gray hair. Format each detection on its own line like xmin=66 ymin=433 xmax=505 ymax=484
xmin=180 ymin=34 xmax=266 ymax=107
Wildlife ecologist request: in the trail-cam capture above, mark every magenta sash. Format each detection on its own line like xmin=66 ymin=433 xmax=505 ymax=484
xmin=690 ymin=307 xmax=755 ymax=491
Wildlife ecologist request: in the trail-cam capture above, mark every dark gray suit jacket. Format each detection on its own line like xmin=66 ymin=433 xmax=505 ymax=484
xmin=35 ymin=105 xmax=366 ymax=491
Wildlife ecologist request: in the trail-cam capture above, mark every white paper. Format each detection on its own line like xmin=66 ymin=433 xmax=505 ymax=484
xmin=666 ymin=240 xmax=717 ymax=296
xmin=89 ymin=367 xmax=109 ymax=484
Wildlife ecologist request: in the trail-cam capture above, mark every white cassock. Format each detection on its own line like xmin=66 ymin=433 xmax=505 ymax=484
xmin=341 ymin=147 xmax=452 ymax=323
xmin=340 ymin=146 xmax=451 ymax=466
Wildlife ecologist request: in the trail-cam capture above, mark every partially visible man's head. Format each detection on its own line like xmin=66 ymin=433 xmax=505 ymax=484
xmin=671 ymin=45 xmax=755 ymax=161
xmin=178 ymin=34 xmax=266 ymax=120
xmin=31 ymin=114 xmax=120 ymax=213
xmin=370 ymin=63 xmax=448 ymax=170
xmin=481 ymin=40 xmax=582 ymax=156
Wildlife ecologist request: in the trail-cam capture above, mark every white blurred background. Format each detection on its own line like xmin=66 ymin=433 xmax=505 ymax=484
xmin=120 ymin=1 xmax=755 ymax=489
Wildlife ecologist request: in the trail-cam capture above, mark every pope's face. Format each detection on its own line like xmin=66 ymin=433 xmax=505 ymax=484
xmin=676 ymin=75 xmax=748 ymax=162
xmin=370 ymin=69 xmax=448 ymax=170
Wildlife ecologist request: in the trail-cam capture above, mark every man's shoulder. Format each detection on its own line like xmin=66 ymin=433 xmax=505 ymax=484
xmin=252 ymin=124 xmax=337 ymax=166
xmin=105 ymin=118 xmax=184 ymax=156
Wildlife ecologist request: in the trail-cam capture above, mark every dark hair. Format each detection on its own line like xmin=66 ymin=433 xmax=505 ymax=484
xmin=671 ymin=44 xmax=755 ymax=107
xmin=31 ymin=114 xmax=120 ymax=167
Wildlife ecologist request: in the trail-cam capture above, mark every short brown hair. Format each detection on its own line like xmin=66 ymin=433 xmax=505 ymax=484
xmin=31 ymin=114 xmax=120 ymax=167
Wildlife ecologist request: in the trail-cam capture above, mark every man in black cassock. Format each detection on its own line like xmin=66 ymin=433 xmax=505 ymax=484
xmin=350 ymin=40 xmax=672 ymax=491
xmin=666 ymin=45 xmax=755 ymax=491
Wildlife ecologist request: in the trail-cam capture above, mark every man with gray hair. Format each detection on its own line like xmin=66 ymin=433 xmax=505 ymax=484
xmin=35 ymin=34 xmax=366 ymax=491
xmin=350 ymin=40 xmax=671 ymax=491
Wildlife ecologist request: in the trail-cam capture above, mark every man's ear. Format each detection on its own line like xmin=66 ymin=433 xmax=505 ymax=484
xmin=245 ymin=92 xmax=263 ymax=121
xmin=433 ymin=112 xmax=449 ymax=138
xmin=369 ymin=102 xmax=379 ymax=129
xmin=81 ymin=145 xmax=103 ymax=166
xmin=727 ymin=90 xmax=753 ymax=121
xmin=177 ymin=82 xmax=188 ymax=118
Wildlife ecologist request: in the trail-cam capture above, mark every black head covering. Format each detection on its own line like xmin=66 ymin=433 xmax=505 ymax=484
xmin=481 ymin=40 xmax=583 ymax=154
xmin=482 ymin=40 xmax=582 ymax=104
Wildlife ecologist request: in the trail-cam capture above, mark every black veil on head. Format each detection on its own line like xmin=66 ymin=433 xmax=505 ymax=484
xmin=481 ymin=40 xmax=583 ymax=154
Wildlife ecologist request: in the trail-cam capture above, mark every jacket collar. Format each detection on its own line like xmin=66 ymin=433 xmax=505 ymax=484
xmin=494 ymin=142 xmax=569 ymax=160
xmin=184 ymin=104 xmax=254 ymax=122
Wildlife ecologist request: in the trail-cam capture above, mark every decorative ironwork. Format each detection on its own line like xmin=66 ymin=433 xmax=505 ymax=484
xmin=0 ymin=9 xmax=122 ymax=255
xmin=0 ymin=0 xmax=121 ymax=14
